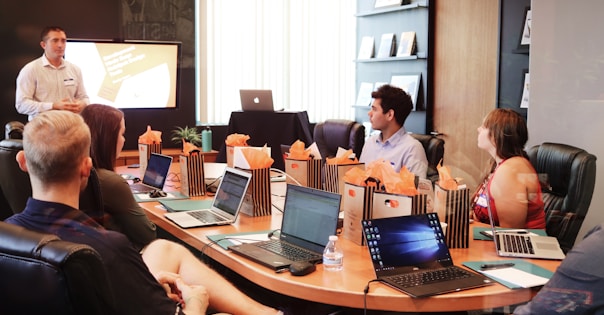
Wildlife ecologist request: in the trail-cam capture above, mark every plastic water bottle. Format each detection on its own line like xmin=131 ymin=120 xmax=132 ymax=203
xmin=323 ymin=235 xmax=343 ymax=271
xmin=201 ymin=126 xmax=212 ymax=152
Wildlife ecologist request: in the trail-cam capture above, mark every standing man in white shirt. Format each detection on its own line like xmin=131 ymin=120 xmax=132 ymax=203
xmin=15 ymin=26 xmax=89 ymax=121
xmin=359 ymin=84 xmax=428 ymax=178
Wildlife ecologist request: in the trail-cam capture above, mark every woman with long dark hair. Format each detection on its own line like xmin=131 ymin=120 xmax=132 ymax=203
xmin=81 ymin=104 xmax=156 ymax=249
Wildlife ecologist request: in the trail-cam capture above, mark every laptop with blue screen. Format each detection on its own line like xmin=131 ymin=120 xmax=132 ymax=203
xmin=362 ymin=213 xmax=492 ymax=297
xmin=129 ymin=153 xmax=172 ymax=193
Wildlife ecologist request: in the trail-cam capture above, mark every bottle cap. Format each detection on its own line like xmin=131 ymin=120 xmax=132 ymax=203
xmin=329 ymin=235 xmax=338 ymax=241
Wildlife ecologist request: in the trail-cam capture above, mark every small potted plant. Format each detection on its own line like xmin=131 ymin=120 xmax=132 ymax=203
xmin=171 ymin=126 xmax=202 ymax=146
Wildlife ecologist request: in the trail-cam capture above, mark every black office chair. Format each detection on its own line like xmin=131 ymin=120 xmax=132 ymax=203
xmin=0 ymin=221 xmax=116 ymax=314
xmin=5 ymin=120 xmax=24 ymax=140
xmin=0 ymin=138 xmax=30 ymax=220
xmin=527 ymin=142 xmax=597 ymax=253
xmin=313 ymin=119 xmax=365 ymax=159
xmin=410 ymin=133 xmax=445 ymax=184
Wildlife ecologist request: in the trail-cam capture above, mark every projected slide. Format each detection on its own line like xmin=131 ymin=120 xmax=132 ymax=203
xmin=65 ymin=41 xmax=179 ymax=109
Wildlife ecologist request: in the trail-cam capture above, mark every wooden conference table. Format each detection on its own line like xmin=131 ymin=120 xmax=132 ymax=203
xmin=122 ymin=163 xmax=561 ymax=312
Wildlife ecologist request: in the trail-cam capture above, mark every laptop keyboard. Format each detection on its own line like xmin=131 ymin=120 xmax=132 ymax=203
xmin=187 ymin=211 xmax=225 ymax=223
xmin=388 ymin=266 xmax=473 ymax=288
xmin=130 ymin=183 xmax=154 ymax=193
xmin=502 ymin=234 xmax=534 ymax=254
xmin=255 ymin=240 xmax=322 ymax=262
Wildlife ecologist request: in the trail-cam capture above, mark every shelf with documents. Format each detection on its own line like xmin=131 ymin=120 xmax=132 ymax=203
xmin=355 ymin=52 xmax=427 ymax=63
xmin=354 ymin=0 xmax=433 ymax=134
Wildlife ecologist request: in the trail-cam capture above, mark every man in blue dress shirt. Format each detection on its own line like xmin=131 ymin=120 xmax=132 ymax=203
xmin=359 ymin=84 xmax=428 ymax=178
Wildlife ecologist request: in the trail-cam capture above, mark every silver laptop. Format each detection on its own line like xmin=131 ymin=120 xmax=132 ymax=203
xmin=130 ymin=153 xmax=173 ymax=194
xmin=485 ymin=194 xmax=565 ymax=260
xmin=229 ymin=184 xmax=342 ymax=271
xmin=239 ymin=89 xmax=275 ymax=111
xmin=361 ymin=213 xmax=492 ymax=298
xmin=164 ymin=167 xmax=251 ymax=228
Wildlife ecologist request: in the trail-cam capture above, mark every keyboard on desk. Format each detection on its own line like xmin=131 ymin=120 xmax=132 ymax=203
xmin=187 ymin=210 xmax=227 ymax=224
xmin=255 ymin=240 xmax=322 ymax=262
xmin=502 ymin=234 xmax=534 ymax=254
xmin=387 ymin=266 xmax=473 ymax=288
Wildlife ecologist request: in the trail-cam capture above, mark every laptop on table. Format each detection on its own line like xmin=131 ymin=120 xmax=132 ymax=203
xmin=239 ymin=89 xmax=276 ymax=111
xmin=229 ymin=184 xmax=342 ymax=271
xmin=164 ymin=167 xmax=252 ymax=228
xmin=130 ymin=153 xmax=173 ymax=194
xmin=362 ymin=213 xmax=492 ymax=298
xmin=484 ymin=195 xmax=565 ymax=260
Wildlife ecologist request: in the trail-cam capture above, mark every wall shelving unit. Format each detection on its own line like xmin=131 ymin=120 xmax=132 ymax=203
xmin=354 ymin=0 xmax=433 ymax=134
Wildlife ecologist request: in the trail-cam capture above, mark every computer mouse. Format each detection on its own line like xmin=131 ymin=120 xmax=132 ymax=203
xmin=289 ymin=261 xmax=316 ymax=276
xmin=149 ymin=190 xmax=167 ymax=198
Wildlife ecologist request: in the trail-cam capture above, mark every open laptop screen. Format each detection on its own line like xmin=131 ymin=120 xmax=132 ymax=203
xmin=142 ymin=153 xmax=172 ymax=188
xmin=212 ymin=168 xmax=251 ymax=216
xmin=279 ymin=184 xmax=341 ymax=253
xmin=363 ymin=213 xmax=453 ymax=274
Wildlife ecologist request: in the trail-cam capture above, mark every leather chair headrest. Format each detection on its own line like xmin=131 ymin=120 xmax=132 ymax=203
xmin=0 ymin=139 xmax=24 ymax=151
xmin=0 ymin=221 xmax=99 ymax=265
xmin=0 ymin=222 xmax=60 ymax=260
xmin=5 ymin=121 xmax=24 ymax=140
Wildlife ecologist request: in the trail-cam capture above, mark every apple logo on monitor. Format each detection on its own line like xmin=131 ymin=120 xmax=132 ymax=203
xmin=253 ymin=97 xmax=260 ymax=104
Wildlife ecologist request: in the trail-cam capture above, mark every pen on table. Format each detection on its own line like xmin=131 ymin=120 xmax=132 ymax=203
xmin=480 ymin=263 xmax=515 ymax=270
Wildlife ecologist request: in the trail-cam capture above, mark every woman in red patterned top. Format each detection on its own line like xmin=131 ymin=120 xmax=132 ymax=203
xmin=471 ymin=109 xmax=545 ymax=229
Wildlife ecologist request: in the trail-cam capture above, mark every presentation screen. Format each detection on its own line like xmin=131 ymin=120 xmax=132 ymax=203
xmin=65 ymin=39 xmax=181 ymax=109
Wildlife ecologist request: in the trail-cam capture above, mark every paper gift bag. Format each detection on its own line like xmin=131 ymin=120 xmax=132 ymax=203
xmin=179 ymin=153 xmax=206 ymax=197
xmin=411 ymin=193 xmax=429 ymax=215
xmin=284 ymin=158 xmax=322 ymax=189
xmin=416 ymin=178 xmax=434 ymax=214
xmin=240 ymin=167 xmax=272 ymax=217
xmin=433 ymin=184 xmax=470 ymax=248
xmin=342 ymin=182 xmax=376 ymax=246
xmin=226 ymin=145 xmax=236 ymax=167
xmin=324 ymin=163 xmax=364 ymax=194
xmin=372 ymin=192 xmax=413 ymax=219
xmin=138 ymin=142 xmax=162 ymax=177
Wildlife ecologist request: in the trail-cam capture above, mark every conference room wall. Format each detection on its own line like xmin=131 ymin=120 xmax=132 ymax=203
xmin=0 ymin=0 xmax=196 ymax=151
xmin=529 ymin=0 xmax=604 ymax=244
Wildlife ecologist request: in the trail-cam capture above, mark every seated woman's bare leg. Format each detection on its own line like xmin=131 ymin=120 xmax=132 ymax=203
xmin=142 ymin=239 xmax=279 ymax=315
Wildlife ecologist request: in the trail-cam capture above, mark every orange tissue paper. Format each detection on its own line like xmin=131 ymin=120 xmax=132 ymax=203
xmin=393 ymin=166 xmax=419 ymax=196
xmin=225 ymin=133 xmax=250 ymax=147
xmin=288 ymin=140 xmax=312 ymax=160
xmin=326 ymin=149 xmax=358 ymax=165
xmin=344 ymin=160 xmax=418 ymax=195
xmin=182 ymin=139 xmax=201 ymax=156
xmin=138 ymin=125 xmax=162 ymax=144
xmin=241 ymin=146 xmax=274 ymax=169
xmin=436 ymin=161 xmax=459 ymax=190
xmin=343 ymin=166 xmax=369 ymax=186
xmin=365 ymin=160 xmax=418 ymax=195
